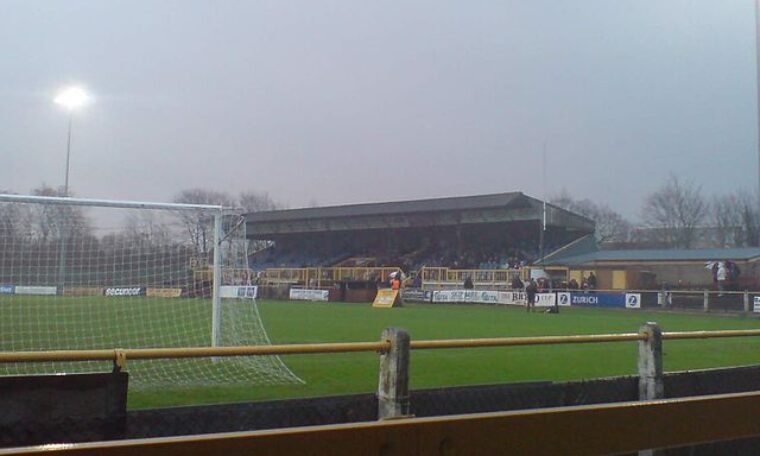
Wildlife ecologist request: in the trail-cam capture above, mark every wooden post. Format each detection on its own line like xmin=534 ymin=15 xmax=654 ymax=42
xmin=638 ymin=322 xmax=664 ymax=401
xmin=638 ymin=322 xmax=664 ymax=456
xmin=744 ymin=291 xmax=750 ymax=313
xmin=378 ymin=327 xmax=411 ymax=420
xmin=703 ymin=290 xmax=709 ymax=312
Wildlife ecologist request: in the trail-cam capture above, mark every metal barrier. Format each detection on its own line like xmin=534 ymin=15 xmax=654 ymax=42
xmin=3 ymin=391 xmax=760 ymax=455
xmin=3 ymin=326 xmax=760 ymax=453
xmin=419 ymin=266 xmax=520 ymax=289
xmin=3 ymin=327 xmax=760 ymax=367
xmin=263 ymin=266 xmax=402 ymax=286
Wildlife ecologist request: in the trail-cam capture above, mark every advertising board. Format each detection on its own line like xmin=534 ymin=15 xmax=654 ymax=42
xmin=373 ymin=289 xmax=399 ymax=308
xmin=557 ymin=292 xmax=637 ymax=309
xmin=401 ymin=289 xmax=432 ymax=303
xmin=236 ymin=286 xmax=258 ymax=298
xmin=15 ymin=286 xmax=58 ymax=296
xmin=289 ymin=288 xmax=329 ymax=301
xmin=146 ymin=288 xmax=183 ymax=298
xmin=104 ymin=287 xmax=145 ymax=297
xmin=64 ymin=287 xmax=104 ymax=297
xmin=219 ymin=286 xmax=258 ymax=299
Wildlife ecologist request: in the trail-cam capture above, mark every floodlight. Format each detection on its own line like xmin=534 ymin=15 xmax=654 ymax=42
xmin=54 ymin=87 xmax=90 ymax=110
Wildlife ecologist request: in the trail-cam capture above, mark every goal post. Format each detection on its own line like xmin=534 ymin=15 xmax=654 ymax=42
xmin=212 ymin=209 xmax=222 ymax=349
xmin=0 ymin=193 xmax=302 ymax=389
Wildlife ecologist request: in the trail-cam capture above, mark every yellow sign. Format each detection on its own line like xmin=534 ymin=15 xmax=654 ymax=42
xmin=146 ymin=288 xmax=183 ymax=298
xmin=63 ymin=287 xmax=104 ymax=297
xmin=373 ymin=289 xmax=399 ymax=308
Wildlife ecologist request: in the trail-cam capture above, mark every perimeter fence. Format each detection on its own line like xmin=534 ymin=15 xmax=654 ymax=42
xmin=4 ymin=324 xmax=760 ymax=454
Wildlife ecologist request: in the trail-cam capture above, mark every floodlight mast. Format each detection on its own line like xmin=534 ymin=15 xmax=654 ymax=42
xmin=54 ymin=87 xmax=89 ymax=196
xmin=53 ymin=86 xmax=90 ymax=291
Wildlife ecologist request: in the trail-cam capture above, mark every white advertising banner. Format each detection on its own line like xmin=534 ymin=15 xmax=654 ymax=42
xmin=219 ymin=286 xmax=239 ymax=298
xmin=220 ymin=286 xmax=258 ymax=299
xmin=431 ymin=289 xmax=529 ymax=306
xmin=432 ymin=290 xmax=467 ymax=303
xmin=15 ymin=286 xmax=57 ymax=296
xmin=497 ymin=291 xmax=526 ymax=305
xmin=290 ymin=288 xmax=329 ymax=301
xmin=533 ymin=292 xmax=557 ymax=307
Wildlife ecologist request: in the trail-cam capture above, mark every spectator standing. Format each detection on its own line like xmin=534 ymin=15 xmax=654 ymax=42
xmin=717 ymin=261 xmax=728 ymax=295
xmin=525 ymin=279 xmax=537 ymax=312
xmin=463 ymin=275 xmax=474 ymax=289
xmin=711 ymin=262 xmax=719 ymax=289
xmin=587 ymin=272 xmax=597 ymax=290
xmin=511 ymin=275 xmax=524 ymax=290
xmin=568 ymin=278 xmax=579 ymax=290
xmin=727 ymin=260 xmax=740 ymax=283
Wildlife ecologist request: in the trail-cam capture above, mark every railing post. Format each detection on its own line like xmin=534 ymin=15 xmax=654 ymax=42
xmin=378 ymin=327 xmax=411 ymax=420
xmin=638 ymin=322 xmax=664 ymax=456
xmin=638 ymin=322 xmax=664 ymax=401
xmin=703 ymin=290 xmax=709 ymax=312
xmin=744 ymin=291 xmax=750 ymax=313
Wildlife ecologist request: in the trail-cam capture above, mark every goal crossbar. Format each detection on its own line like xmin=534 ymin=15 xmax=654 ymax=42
xmin=0 ymin=194 xmax=227 ymax=212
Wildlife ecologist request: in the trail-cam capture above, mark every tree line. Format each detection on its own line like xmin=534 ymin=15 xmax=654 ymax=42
xmin=551 ymin=175 xmax=759 ymax=249
xmin=0 ymin=186 xmax=284 ymax=278
xmin=3 ymin=180 xmax=756 ymax=259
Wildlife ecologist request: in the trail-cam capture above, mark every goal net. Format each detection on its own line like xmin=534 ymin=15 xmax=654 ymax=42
xmin=0 ymin=194 xmax=302 ymax=389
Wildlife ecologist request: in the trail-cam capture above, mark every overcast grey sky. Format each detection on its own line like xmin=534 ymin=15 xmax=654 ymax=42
xmin=0 ymin=0 xmax=756 ymax=219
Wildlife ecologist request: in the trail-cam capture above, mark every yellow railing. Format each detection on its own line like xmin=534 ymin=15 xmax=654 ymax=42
xmin=3 ymin=328 xmax=760 ymax=365
xmin=419 ymin=266 xmax=520 ymax=287
xmin=263 ymin=266 xmax=402 ymax=286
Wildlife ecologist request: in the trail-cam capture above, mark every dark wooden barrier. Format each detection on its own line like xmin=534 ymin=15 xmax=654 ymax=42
xmin=4 ymin=391 xmax=760 ymax=456
xmin=0 ymin=373 xmax=127 ymax=447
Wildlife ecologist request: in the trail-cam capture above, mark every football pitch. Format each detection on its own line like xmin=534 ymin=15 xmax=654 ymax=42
xmin=4 ymin=297 xmax=760 ymax=409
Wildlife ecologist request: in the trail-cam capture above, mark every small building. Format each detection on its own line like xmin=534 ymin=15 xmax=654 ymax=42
xmin=540 ymin=236 xmax=760 ymax=290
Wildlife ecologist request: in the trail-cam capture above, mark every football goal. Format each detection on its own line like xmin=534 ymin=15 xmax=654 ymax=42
xmin=0 ymin=193 xmax=302 ymax=389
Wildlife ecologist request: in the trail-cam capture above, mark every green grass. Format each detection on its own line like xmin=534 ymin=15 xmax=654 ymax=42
xmin=5 ymin=297 xmax=760 ymax=409
xmin=137 ymin=300 xmax=760 ymax=408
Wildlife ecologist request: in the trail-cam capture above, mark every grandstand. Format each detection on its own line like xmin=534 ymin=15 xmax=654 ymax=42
xmin=245 ymin=192 xmax=594 ymax=288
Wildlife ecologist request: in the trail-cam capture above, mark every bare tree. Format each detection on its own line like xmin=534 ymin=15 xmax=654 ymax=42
xmin=238 ymin=191 xmax=279 ymax=213
xmin=0 ymin=189 xmax=26 ymax=242
xmin=550 ymin=190 xmax=632 ymax=243
xmin=0 ymin=190 xmax=32 ymax=280
xmin=173 ymin=188 xmax=234 ymax=257
xmin=710 ymin=190 xmax=760 ymax=247
xmin=711 ymin=194 xmax=743 ymax=247
xmin=123 ymin=211 xmax=173 ymax=248
xmin=30 ymin=184 xmax=92 ymax=242
xmin=641 ymin=176 xmax=707 ymax=248
xmin=736 ymin=191 xmax=760 ymax=247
